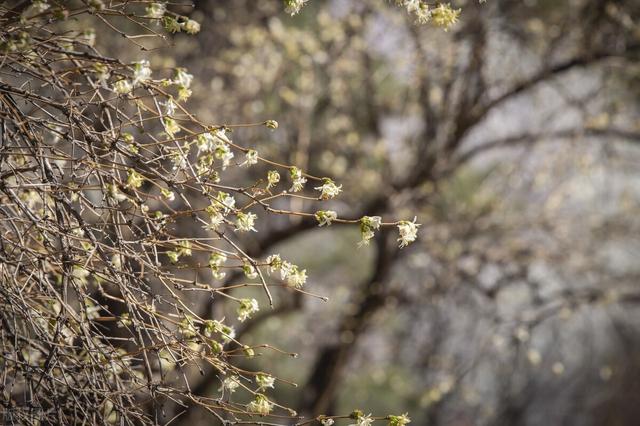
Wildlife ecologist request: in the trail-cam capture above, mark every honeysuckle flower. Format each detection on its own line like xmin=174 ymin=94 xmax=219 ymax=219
xmin=348 ymin=413 xmax=374 ymax=426
xmin=264 ymin=119 xmax=278 ymax=129
xmin=178 ymin=316 xmax=197 ymax=339
xmin=315 ymin=210 xmax=337 ymax=226
xmin=145 ymin=2 xmax=166 ymax=19
xmin=209 ymin=252 xmax=227 ymax=268
xmin=126 ymin=169 xmax=144 ymax=188
xmin=176 ymin=240 xmax=192 ymax=257
xmin=267 ymin=170 xmax=280 ymax=190
xmin=113 ymin=79 xmax=132 ymax=94
xmin=256 ymin=373 xmax=275 ymax=390
xmin=210 ymin=340 xmax=223 ymax=354
xmin=173 ymin=68 xmax=193 ymax=88
xmin=285 ymin=265 xmax=307 ymax=288
xmin=321 ymin=419 xmax=335 ymax=426
xmin=106 ymin=183 xmax=127 ymax=202
xmin=315 ymin=178 xmax=342 ymax=200
xmin=289 ymin=167 xmax=307 ymax=192
xmin=196 ymin=132 xmax=215 ymax=154
xmin=162 ymin=98 xmax=177 ymax=116
xmin=397 ymin=217 xmax=420 ymax=248
xmin=359 ymin=216 xmax=382 ymax=247
xmin=235 ymin=212 xmax=257 ymax=232
xmin=182 ymin=19 xmax=201 ymax=34
xmin=166 ymin=250 xmax=179 ymax=263
xmin=160 ymin=188 xmax=175 ymax=201
xmin=243 ymin=345 xmax=255 ymax=358
xmin=284 ymin=0 xmax=309 ymax=16
xmin=243 ymin=262 xmax=258 ymax=279
xmin=388 ymin=413 xmax=411 ymax=426
xmin=203 ymin=320 xmax=235 ymax=342
xmin=170 ymin=149 xmax=188 ymax=171
xmin=214 ymin=140 xmax=234 ymax=169
xmin=241 ymin=149 xmax=259 ymax=167
xmin=219 ymin=375 xmax=241 ymax=393
xmin=431 ymin=3 xmax=461 ymax=30
xmin=132 ymin=60 xmax=151 ymax=85
xmin=215 ymin=192 xmax=236 ymax=213
xmin=237 ymin=298 xmax=259 ymax=322
xmin=247 ymin=394 xmax=273 ymax=415
xmin=265 ymin=254 xmax=282 ymax=274
xmin=163 ymin=117 xmax=181 ymax=137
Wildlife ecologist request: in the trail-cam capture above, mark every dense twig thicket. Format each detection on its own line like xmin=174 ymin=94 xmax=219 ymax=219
xmin=0 ymin=1 xmax=465 ymax=424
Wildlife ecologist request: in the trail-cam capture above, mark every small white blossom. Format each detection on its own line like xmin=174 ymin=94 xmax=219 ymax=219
xmin=182 ymin=19 xmax=201 ymax=34
xmin=315 ymin=178 xmax=342 ymax=200
xmin=284 ymin=0 xmax=309 ymax=16
xmin=321 ymin=419 xmax=335 ymax=426
xmin=265 ymin=254 xmax=282 ymax=274
xmin=235 ymin=212 xmax=257 ymax=232
xmin=247 ymin=394 xmax=273 ymax=415
xmin=359 ymin=216 xmax=382 ymax=247
xmin=348 ymin=413 xmax=374 ymax=426
xmin=289 ymin=167 xmax=307 ymax=192
xmin=315 ymin=210 xmax=337 ymax=227
xmin=256 ymin=373 xmax=275 ymax=390
xmin=241 ymin=149 xmax=259 ymax=167
xmin=397 ymin=217 xmax=420 ymax=248
xmin=243 ymin=262 xmax=258 ymax=280
xmin=237 ymin=298 xmax=259 ymax=322
xmin=113 ymin=79 xmax=132 ymax=94
xmin=219 ymin=375 xmax=241 ymax=393
xmin=267 ymin=170 xmax=280 ymax=190
xmin=132 ymin=60 xmax=152 ymax=85
xmin=160 ymin=188 xmax=175 ymax=202
xmin=173 ymin=68 xmax=193 ymax=88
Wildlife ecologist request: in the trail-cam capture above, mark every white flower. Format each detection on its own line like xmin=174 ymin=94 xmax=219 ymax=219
xmin=160 ymin=188 xmax=175 ymax=201
xmin=215 ymin=192 xmax=236 ymax=213
xmin=209 ymin=252 xmax=227 ymax=267
xmin=321 ymin=419 xmax=335 ymax=426
xmin=289 ymin=167 xmax=307 ymax=192
xmin=132 ymin=60 xmax=152 ymax=85
xmin=182 ymin=19 xmax=201 ymax=34
xmin=247 ymin=394 xmax=273 ymax=415
xmin=237 ymin=298 xmax=259 ymax=322
xmin=315 ymin=179 xmax=342 ymax=200
xmin=162 ymin=117 xmax=181 ymax=137
xmin=256 ymin=373 xmax=275 ymax=390
xmin=348 ymin=413 xmax=374 ymax=426
xmin=113 ymin=79 xmax=132 ymax=94
xmin=173 ymin=68 xmax=193 ymax=88
xmin=162 ymin=98 xmax=177 ymax=116
xmin=265 ymin=254 xmax=282 ymax=274
xmin=397 ymin=217 xmax=420 ymax=248
xmin=388 ymin=413 xmax=411 ymax=426
xmin=284 ymin=0 xmax=309 ymax=16
xmin=359 ymin=216 xmax=382 ymax=247
xmin=235 ymin=212 xmax=257 ymax=232
xmin=281 ymin=264 xmax=306 ymax=288
xmin=243 ymin=263 xmax=258 ymax=279
xmin=219 ymin=375 xmax=241 ymax=393
xmin=267 ymin=170 xmax=280 ymax=190
xmin=209 ymin=252 xmax=227 ymax=280
xmin=315 ymin=210 xmax=337 ymax=227
xmin=241 ymin=149 xmax=259 ymax=167
xmin=145 ymin=2 xmax=166 ymax=19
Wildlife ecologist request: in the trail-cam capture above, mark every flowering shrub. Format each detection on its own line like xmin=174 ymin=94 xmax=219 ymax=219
xmin=0 ymin=0 xmax=472 ymax=424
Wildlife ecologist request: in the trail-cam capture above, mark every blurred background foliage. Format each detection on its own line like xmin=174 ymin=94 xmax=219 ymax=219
xmin=96 ymin=0 xmax=640 ymax=424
